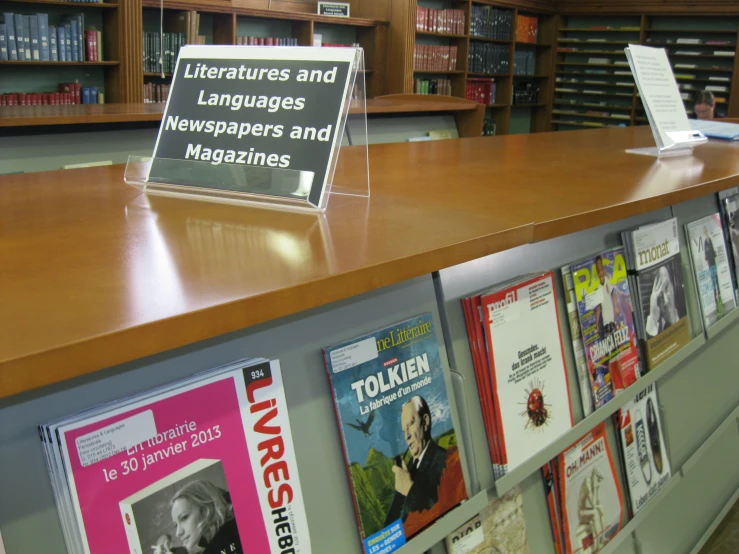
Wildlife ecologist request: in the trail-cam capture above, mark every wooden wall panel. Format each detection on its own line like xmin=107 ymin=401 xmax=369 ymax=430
xmin=119 ymin=0 xmax=143 ymax=103
xmin=228 ymin=0 xmax=389 ymax=19
xmin=386 ymin=0 xmax=416 ymax=94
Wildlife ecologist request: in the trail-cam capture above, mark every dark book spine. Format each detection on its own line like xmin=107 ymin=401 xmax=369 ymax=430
xmin=49 ymin=28 xmax=57 ymax=61
xmin=13 ymin=14 xmax=24 ymax=61
xmin=64 ymin=23 xmax=72 ymax=61
xmin=57 ymin=26 xmax=65 ymax=61
xmin=0 ymin=24 xmax=7 ymax=61
xmin=38 ymin=13 xmax=49 ymax=61
xmin=2 ymin=13 xmax=17 ymax=60
xmin=22 ymin=15 xmax=31 ymax=60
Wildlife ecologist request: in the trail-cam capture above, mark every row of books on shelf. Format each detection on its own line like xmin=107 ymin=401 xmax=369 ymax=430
xmin=413 ymin=77 xmax=452 ymax=96
xmin=143 ymin=32 xmax=184 ymax=74
xmin=415 ymin=7 xmax=465 ymax=35
xmin=516 ymin=14 xmax=538 ymax=44
xmin=0 ymin=13 xmax=101 ymax=62
xmin=236 ymin=36 xmax=299 ymax=46
xmin=645 ymin=37 xmax=735 ymax=46
xmin=483 ymin=118 xmax=497 ymax=136
xmin=165 ymin=10 xmax=200 ymax=46
xmin=513 ymin=50 xmax=536 ymax=75
xmin=0 ymin=82 xmax=101 ymax=105
xmin=143 ymin=82 xmax=170 ymax=104
xmin=46 ymin=199 xmax=739 ymax=554
xmin=413 ymin=44 xmax=458 ymax=72
xmin=468 ymin=43 xmax=509 ymax=75
xmin=466 ymin=77 xmax=496 ymax=105
xmin=513 ymin=83 xmax=539 ymax=104
xmin=470 ymin=5 xmax=512 ymax=41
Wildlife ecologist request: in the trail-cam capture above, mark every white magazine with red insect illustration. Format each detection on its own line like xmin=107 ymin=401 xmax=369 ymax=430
xmin=480 ymin=272 xmax=574 ymax=474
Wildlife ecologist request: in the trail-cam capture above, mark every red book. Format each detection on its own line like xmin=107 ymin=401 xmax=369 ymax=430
xmin=86 ymin=30 xmax=96 ymax=62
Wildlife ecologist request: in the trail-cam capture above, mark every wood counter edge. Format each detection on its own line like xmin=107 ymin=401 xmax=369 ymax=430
xmin=0 ymin=224 xmax=533 ymax=399
xmin=533 ymin=175 xmax=739 ymax=242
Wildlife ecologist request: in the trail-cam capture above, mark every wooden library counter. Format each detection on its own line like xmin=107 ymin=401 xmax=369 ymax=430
xmin=2 ymin=126 xmax=739 ymax=398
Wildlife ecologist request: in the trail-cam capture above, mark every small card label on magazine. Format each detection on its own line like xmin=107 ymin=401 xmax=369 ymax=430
xmin=330 ymin=337 xmax=378 ymax=373
xmin=450 ymin=526 xmax=484 ymax=553
xmin=75 ymin=410 xmax=157 ymax=467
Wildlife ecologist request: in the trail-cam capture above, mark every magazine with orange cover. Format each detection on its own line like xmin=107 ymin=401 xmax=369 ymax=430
xmin=556 ymin=422 xmax=624 ymax=554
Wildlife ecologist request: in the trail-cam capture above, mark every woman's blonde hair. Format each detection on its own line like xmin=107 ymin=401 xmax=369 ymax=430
xmin=171 ymin=480 xmax=234 ymax=547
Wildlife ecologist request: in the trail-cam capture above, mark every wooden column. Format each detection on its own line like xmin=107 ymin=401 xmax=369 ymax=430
xmin=386 ymin=0 xmax=416 ymax=94
xmin=109 ymin=0 xmax=144 ymax=103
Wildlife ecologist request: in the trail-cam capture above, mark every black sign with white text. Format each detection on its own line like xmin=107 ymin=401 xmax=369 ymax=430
xmin=149 ymin=46 xmax=356 ymax=208
xmin=318 ymin=2 xmax=350 ymax=17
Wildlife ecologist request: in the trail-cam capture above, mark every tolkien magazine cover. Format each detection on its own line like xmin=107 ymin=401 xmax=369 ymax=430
xmin=57 ymin=360 xmax=310 ymax=554
xmin=617 ymin=384 xmax=672 ymax=516
xmin=557 ymin=422 xmax=624 ymax=554
xmin=323 ymin=313 xmax=468 ymax=554
xmin=632 ymin=218 xmax=690 ymax=369
xmin=444 ymin=485 xmax=529 ymax=554
xmin=686 ymin=214 xmax=736 ymax=329
xmin=570 ymin=247 xmax=641 ymax=409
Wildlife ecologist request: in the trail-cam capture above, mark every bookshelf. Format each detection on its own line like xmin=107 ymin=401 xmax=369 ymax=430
xmin=0 ymin=0 xmax=126 ymax=102
xmin=551 ymin=14 xmax=739 ymax=132
xmin=407 ymin=1 xmax=555 ymax=136
xmin=139 ymin=4 xmax=387 ymax=103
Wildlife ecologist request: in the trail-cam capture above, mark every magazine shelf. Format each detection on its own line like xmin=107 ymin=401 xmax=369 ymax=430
xmin=681 ymin=403 xmax=739 ymax=475
xmin=597 ymin=473 xmax=683 ymax=554
xmin=492 ymin=335 xmax=705 ymax=496
xmin=705 ymin=304 xmax=739 ymax=340
xmin=393 ymin=490 xmax=489 ymax=554
xmin=693 ymin=486 xmax=739 ymax=554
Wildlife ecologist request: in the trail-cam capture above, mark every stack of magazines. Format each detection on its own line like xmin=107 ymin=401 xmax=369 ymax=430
xmin=561 ymin=246 xmax=642 ymax=414
xmin=615 ymin=383 xmax=672 ymax=518
xmin=621 ymin=218 xmax=690 ymax=370
xmin=462 ymin=272 xmax=574 ymax=478
xmin=39 ymin=358 xmax=311 ymax=554
xmin=543 ymin=422 xmax=625 ymax=554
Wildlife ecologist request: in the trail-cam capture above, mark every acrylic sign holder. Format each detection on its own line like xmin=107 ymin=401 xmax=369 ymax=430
xmin=125 ymin=47 xmax=369 ymax=213
xmin=623 ymin=46 xmax=707 ymax=159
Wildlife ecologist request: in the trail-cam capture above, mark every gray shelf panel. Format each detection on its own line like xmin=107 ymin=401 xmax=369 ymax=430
xmin=395 ymin=490 xmax=488 ymax=554
xmin=681 ymin=403 xmax=739 ymax=476
xmin=494 ymin=335 xmax=705 ymax=496
xmin=705 ymin=304 xmax=739 ymax=341
xmin=688 ymin=484 xmax=739 ymax=554
xmin=599 ymin=471 xmax=683 ymax=554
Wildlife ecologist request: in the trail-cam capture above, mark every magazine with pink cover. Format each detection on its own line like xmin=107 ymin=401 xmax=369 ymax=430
xmin=57 ymin=359 xmax=310 ymax=554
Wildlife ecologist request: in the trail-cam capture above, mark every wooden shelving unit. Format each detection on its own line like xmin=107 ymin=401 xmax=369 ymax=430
xmin=406 ymin=1 xmax=556 ymax=136
xmin=140 ymin=3 xmax=388 ymax=103
xmin=0 ymin=0 xmax=132 ymax=103
xmin=550 ymin=14 xmax=739 ymax=131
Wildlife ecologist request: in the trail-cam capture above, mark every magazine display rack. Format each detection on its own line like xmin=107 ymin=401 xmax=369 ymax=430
xmin=124 ymin=48 xmax=370 ymax=213
xmin=2 ymin=136 xmax=739 ymax=554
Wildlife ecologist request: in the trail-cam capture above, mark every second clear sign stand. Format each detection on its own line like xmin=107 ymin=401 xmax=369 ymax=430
xmin=124 ymin=47 xmax=369 ymax=213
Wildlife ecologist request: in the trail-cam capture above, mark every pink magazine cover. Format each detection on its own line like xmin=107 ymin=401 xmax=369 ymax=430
xmin=58 ymin=360 xmax=310 ymax=554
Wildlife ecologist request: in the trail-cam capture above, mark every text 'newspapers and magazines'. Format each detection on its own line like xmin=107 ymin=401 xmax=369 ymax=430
xmin=40 ymin=358 xmax=310 ymax=554
xmin=323 ymin=313 xmax=468 ymax=554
